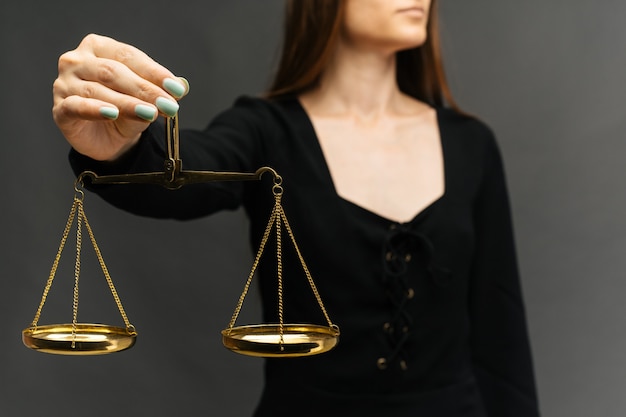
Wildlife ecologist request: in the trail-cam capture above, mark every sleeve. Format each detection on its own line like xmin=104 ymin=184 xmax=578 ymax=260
xmin=469 ymin=133 xmax=541 ymax=416
xmin=68 ymin=96 xmax=269 ymax=220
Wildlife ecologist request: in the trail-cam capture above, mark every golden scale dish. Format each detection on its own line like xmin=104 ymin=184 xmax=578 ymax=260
xmin=23 ymin=112 xmax=340 ymax=357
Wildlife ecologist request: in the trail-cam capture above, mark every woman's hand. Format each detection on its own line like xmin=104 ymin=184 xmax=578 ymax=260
xmin=52 ymin=33 xmax=189 ymax=161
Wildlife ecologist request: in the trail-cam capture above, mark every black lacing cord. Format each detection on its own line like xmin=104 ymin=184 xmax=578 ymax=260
xmin=379 ymin=225 xmax=435 ymax=371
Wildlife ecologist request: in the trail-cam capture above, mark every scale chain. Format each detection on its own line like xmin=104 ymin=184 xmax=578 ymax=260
xmin=71 ymin=199 xmax=84 ymax=347
xmin=279 ymin=206 xmax=335 ymax=329
xmin=276 ymin=199 xmax=284 ymax=349
xmin=226 ymin=181 xmax=336 ymax=335
xmin=226 ymin=198 xmax=280 ymax=331
xmin=80 ymin=199 xmax=135 ymax=332
xmin=29 ymin=187 xmax=135 ymax=339
xmin=30 ymin=198 xmax=79 ymax=329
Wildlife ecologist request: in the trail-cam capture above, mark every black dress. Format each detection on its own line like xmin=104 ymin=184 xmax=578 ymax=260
xmin=70 ymin=96 xmax=540 ymax=417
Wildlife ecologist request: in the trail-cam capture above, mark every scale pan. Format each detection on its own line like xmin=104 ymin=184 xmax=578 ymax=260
xmin=22 ymin=323 xmax=136 ymax=355
xmin=222 ymin=324 xmax=339 ymax=357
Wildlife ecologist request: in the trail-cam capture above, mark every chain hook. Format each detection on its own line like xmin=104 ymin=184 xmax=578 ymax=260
xmin=73 ymin=175 xmax=86 ymax=201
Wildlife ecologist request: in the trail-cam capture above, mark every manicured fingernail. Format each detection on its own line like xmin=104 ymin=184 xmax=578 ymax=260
xmin=135 ymin=104 xmax=157 ymax=121
xmin=99 ymin=106 xmax=119 ymax=120
xmin=156 ymin=97 xmax=179 ymax=117
xmin=163 ymin=77 xmax=186 ymax=98
xmin=178 ymin=77 xmax=190 ymax=96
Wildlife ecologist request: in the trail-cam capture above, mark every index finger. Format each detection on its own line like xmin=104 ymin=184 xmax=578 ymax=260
xmin=79 ymin=33 xmax=189 ymax=99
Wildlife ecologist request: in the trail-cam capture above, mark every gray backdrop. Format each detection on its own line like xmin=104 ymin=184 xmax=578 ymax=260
xmin=1 ymin=1 xmax=624 ymax=416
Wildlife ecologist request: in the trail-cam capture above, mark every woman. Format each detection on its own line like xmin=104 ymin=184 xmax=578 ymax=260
xmin=53 ymin=0 xmax=540 ymax=415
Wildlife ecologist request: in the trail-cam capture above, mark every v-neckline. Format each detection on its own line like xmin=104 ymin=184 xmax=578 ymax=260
xmin=289 ymin=97 xmax=448 ymax=226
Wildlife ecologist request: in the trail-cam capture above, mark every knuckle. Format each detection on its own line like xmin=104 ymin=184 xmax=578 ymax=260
xmin=135 ymin=80 xmax=155 ymax=101
xmin=80 ymin=83 xmax=97 ymax=99
xmin=114 ymin=44 xmax=135 ymax=64
xmin=81 ymin=33 xmax=101 ymax=48
xmin=52 ymin=98 xmax=72 ymax=124
xmin=51 ymin=102 xmax=63 ymax=123
xmin=97 ymin=62 xmax=117 ymax=83
xmin=57 ymin=50 xmax=80 ymax=72
xmin=52 ymin=78 xmax=66 ymax=97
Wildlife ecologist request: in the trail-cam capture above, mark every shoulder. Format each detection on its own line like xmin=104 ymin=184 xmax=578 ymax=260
xmin=212 ymin=95 xmax=276 ymax=122
xmin=436 ymin=107 xmax=510 ymax=187
xmin=438 ymin=107 xmax=496 ymax=143
xmin=226 ymin=94 xmax=301 ymax=118
xmin=437 ymin=106 xmax=502 ymax=159
xmin=211 ymin=95 xmax=302 ymax=130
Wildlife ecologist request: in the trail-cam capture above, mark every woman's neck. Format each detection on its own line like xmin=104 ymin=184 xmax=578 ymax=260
xmin=301 ymin=42 xmax=409 ymax=120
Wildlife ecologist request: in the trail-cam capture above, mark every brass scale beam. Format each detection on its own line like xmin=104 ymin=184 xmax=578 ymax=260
xmin=78 ymin=114 xmax=280 ymax=188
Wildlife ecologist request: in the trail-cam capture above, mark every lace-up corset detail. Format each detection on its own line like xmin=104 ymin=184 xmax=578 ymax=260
xmin=378 ymin=222 xmax=451 ymax=371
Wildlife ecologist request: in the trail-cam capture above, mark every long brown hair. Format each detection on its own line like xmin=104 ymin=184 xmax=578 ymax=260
xmin=266 ymin=0 xmax=459 ymax=110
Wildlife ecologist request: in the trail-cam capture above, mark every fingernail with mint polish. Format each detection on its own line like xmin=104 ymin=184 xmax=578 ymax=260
xmin=99 ymin=106 xmax=119 ymax=120
xmin=156 ymin=97 xmax=179 ymax=117
xmin=163 ymin=77 xmax=187 ymax=98
xmin=178 ymin=77 xmax=190 ymax=95
xmin=135 ymin=104 xmax=157 ymax=122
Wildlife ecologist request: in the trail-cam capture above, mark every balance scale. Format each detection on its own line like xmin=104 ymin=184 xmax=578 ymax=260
xmin=22 ymin=112 xmax=340 ymax=357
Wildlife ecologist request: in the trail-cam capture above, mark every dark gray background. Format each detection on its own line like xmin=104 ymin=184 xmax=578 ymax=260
xmin=1 ymin=1 xmax=624 ymax=416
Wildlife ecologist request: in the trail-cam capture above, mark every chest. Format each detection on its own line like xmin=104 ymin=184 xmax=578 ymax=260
xmin=309 ymin=111 xmax=445 ymax=223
